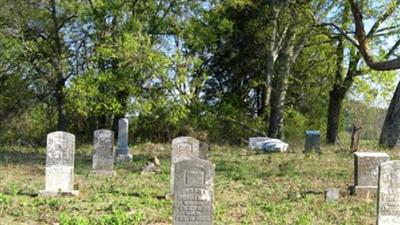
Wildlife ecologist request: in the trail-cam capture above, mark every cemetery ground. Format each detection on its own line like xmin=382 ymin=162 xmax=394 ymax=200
xmin=0 ymin=141 xmax=398 ymax=225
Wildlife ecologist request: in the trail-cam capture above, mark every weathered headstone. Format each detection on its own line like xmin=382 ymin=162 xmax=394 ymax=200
xmin=353 ymin=152 xmax=390 ymax=195
xmin=170 ymin=136 xmax=203 ymax=194
xmin=90 ymin=129 xmax=116 ymax=176
xmin=325 ymin=188 xmax=340 ymax=202
xmin=115 ymin=118 xmax=132 ymax=163
xmin=173 ymin=158 xmax=214 ymax=225
xmin=304 ymin=130 xmax=320 ymax=153
xmin=377 ymin=160 xmax=400 ymax=225
xmin=39 ymin=131 xmax=79 ymax=196
xmin=200 ymin=142 xmax=209 ymax=159
xmin=248 ymin=137 xmax=270 ymax=150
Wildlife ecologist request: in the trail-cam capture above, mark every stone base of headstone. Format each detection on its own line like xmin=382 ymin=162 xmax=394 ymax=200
xmin=115 ymin=154 xmax=132 ymax=163
xmin=38 ymin=190 xmax=79 ymax=197
xmin=352 ymin=186 xmax=377 ymax=196
xmin=90 ymin=170 xmax=116 ymax=176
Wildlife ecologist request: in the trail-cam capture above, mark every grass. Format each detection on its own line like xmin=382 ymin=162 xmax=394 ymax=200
xmin=0 ymin=141 xmax=399 ymax=224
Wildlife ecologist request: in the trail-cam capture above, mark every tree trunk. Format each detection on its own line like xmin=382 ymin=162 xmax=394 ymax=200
xmin=379 ymin=80 xmax=400 ymax=148
xmin=351 ymin=124 xmax=362 ymax=152
xmin=326 ymin=88 xmax=345 ymax=144
xmin=268 ymin=53 xmax=291 ymax=139
xmin=55 ymin=82 xmax=67 ymax=131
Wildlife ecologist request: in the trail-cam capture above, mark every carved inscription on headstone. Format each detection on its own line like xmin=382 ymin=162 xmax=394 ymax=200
xmin=354 ymin=152 xmax=389 ymax=195
xmin=173 ymin=158 xmax=214 ymax=225
xmin=170 ymin=136 xmax=201 ymax=193
xmin=39 ymin=131 xmax=79 ymax=196
xmin=91 ymin=129 xmax=115 ymax=176
xmin=377 ymin=160 xmax=400 ymax=225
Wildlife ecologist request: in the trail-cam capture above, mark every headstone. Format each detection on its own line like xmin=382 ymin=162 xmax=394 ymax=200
xmin=353 ymin=152 xmax=390 ymax=195
xmin=173 ymin=158 xmax=214 ymax=225
xmin=325 ymin=188 xmax=340 ymax=202
xmin=115 ymin=118 xmax=132 ymax=163
xmin=90 ymin=129 xmax=116 ymax=176
xmin=377 ymin=160 xmax=400 ymax=225
xmin=248 ymin=137 xmax=270 ymax=150
xmin=304 ymin=130 xmax=320 ymax=153
xmin=170 ymin=136 xmax=203 ymax=194
xmin=200 ymin=142 xmax=209 ymax=159
xmin=39 ymin=131 xmax=79 ymax=196
xmin=260 ymin=139 xmax=289 ymax=152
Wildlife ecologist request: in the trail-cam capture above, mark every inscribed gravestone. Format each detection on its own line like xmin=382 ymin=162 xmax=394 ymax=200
xmin=304 ymin=130 xmax=320 ymax=153
xmin=173 ymin=158 xmax=214 ymax=225
xmin=39 ymin=131 xmax=79 ymax=196
xmin=90 ymin=129 xmax=116 ymax=176
xmin=354 ymin=152 xmax=390 ymax=195
xmin=377 ymin=160 xmax=400 ymax=225
xmin=170 ymin=136 xmax=202 ymax=194
xmin=116 ymin=118 xmax=132 ymax=162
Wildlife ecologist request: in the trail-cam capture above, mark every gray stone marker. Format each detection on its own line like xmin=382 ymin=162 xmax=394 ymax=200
xmin=116 ymin=118 xmax=132 ymax=163
xmin=377 ymin=160 xmax=400 ymax=225
xmin=325 ymin=188 xmax=340 ymax=202
xmin=353 ymin=152 xmax=390 ymax=195
xmin=304 ymin=130 xmax=320 ymax=153
xmin=39 ymin=131 xmax=79 ymax=196
xmin=173 ymin=158 xmax=214 ymax=225
xmin=200 ymin=142 xmax=209 ymax=159
xmin=170 ymin=136 xmax=205 ymax=194
xmin=248 ymin=137 xmax=270 ymax=150
xmin=90 ymin=129 xmax=116 ymax=176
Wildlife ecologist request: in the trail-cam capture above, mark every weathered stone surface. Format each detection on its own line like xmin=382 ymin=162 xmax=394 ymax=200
xmin=200 ymin=142 xmax=209 ymax=159
xmin=354 ymin=152 xmax=390 ymax=195
xmin=377 ymin=160 xmax=400 ymax=225
xmin=39 ymin=131 xmax=79 ymax=196
xmin=173 ymin=158 xmax=214 ymax=225
xmin=325 ymin=188 xmax=340 ymax=202
xmin=304 ymin=130 xmax=320 ymax=153
xmin=248 ymin=137 xmax=270 ymax=150
xmin=90 ymin=129 xmax=116 ymax=176
xmin=170 ymin=136 xmax=204 ymax=194
xmin=116 ymin=118 xmax=132 ymax=163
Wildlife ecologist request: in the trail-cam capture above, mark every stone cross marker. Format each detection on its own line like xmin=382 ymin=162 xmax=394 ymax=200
xmin=354 ymin=152 xmax=390 ymax=195
xmin=173 ymin=158 xmax=214 ymax=225
xmin=377 ymin=160 xmax=400 ymax=225
xmin=90 ymin=129 xmax=116 ymax=176
xmin=39 ymin=131 xmax=79 ymax=196
xmin=304 ymin=130 xmax=320 ymax=153
xmin=116 ymin=118 xmax=132 ymax=163
xmin=170 ymin=136 xmax=206 ymax=194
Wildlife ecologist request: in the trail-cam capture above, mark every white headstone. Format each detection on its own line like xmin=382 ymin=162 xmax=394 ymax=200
xmin=39 ymin=131 xmax=79 ymax=196
xmin=90 ymin=129 xmax=116 ymax=176
xmin=377 ymin=160 xmax=400 ymax=225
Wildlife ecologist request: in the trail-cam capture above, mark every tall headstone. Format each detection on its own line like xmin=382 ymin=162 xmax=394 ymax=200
xmin=377 ymin=160 xmax=400 ymax=225
xmin=304 ymin=130 xmax=320 ymax=153
xmin=353 ymin=152 xmax=390 ymax=195
xmin=90 ymin=129 xmax=116 ymax=176
xmin=173 ymin=158 xmax=214 ymax=225
xmin=116 ymin=118 xmax=132 ymax=163
xmin=39 ymin=131 xmax=79 ymax=196
xmin=248 ymin=137 xmax=270 ymax=150
xmin=170 ymin=136 xmax=202 ymax=194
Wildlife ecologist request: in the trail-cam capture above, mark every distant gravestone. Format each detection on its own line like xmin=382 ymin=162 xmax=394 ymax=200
xmin=377 ymin=160 xmax=400 ymax=225
xmin=325 ymin=188 xmax=340 ymax=202
xmin=170 ymin=136 xmax=203 ymax=194
xmin=248 ymin=137 xmax=270 ymax=150
xmin=116 ymin=118 xmax=132 ymax=163
xmin=90 ymin=129 xmax=116 ymax=176
xmin=304 ymin=130 xmax=320 ymax=153
xmin=173 ymin=158 xmax=214 ymax=225
xmin=354 ymin=152 xmax=390 ymax=195
xmin=39 ymin=131 xmax=79 ymax=196
xmin=200 ymin=142 xmax=209 ymax=159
